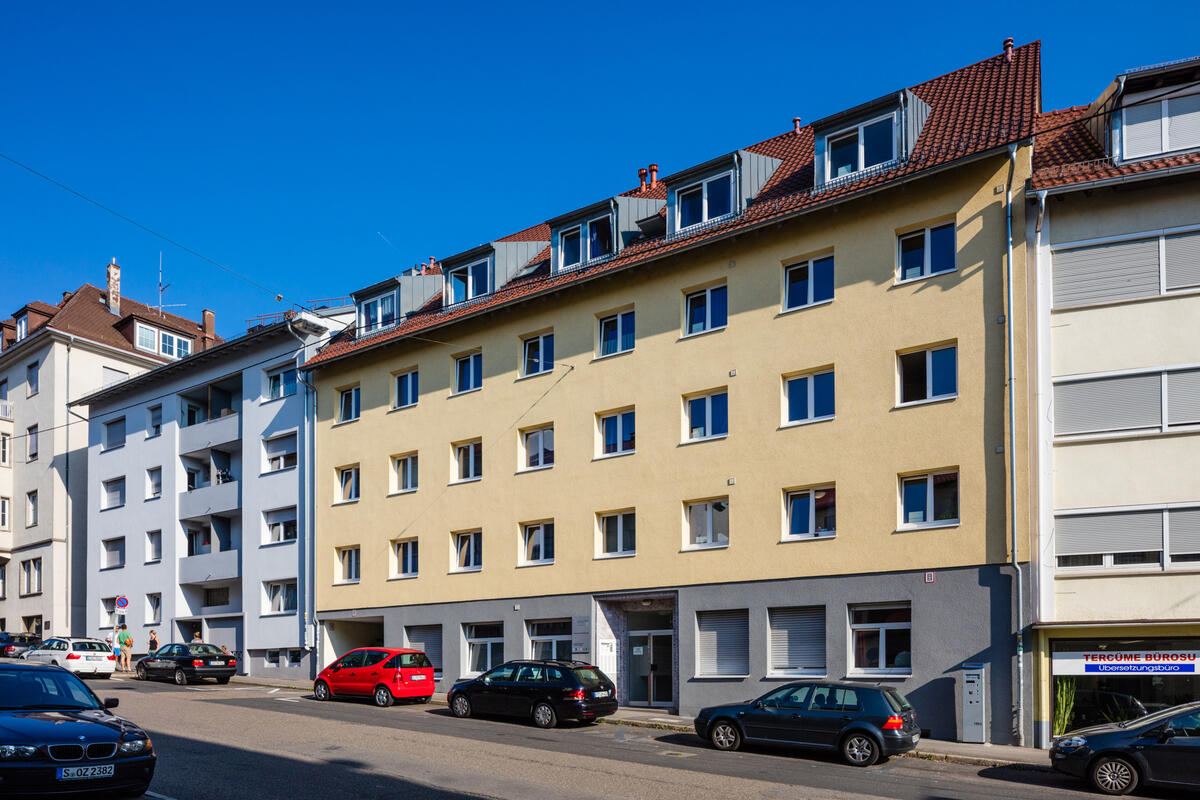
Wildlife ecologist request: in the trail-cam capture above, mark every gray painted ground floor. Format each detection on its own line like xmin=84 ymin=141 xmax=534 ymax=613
xmin=318 ymin=563 xmax=1034 ymax=744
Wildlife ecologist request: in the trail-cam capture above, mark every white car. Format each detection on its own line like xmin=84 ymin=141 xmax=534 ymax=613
xmin=22 ymin=637 xmax=117 ymax=677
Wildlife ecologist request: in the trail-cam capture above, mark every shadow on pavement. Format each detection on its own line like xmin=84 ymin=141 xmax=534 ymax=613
xmin=977 ymin=765 xmax=1195 ymax=799
xmin=650 ymin=731 xmax=857 ymax=766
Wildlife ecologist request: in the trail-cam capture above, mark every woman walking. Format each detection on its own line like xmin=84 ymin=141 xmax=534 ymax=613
xmin=147 ymin=630 xmax=160 ymax=654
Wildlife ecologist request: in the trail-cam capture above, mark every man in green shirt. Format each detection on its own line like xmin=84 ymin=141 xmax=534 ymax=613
xmin=117 ymin=625 xmax=134 ymax=672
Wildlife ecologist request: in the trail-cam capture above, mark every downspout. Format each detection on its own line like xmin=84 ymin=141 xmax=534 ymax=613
xmin=64 ymin=335 xmax=72 ymax=637
xmin=1005 ymin=143 xmax=1025 ymax=746
xmin=733 ymin=151 xmax=743 ymax=214
xmin=286 ymin=321 xmax=318 ymax=677
xmin=610 ymin=197 xmax=620 ymax=256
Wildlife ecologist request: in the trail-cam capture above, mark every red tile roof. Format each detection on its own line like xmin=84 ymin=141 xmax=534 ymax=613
xmin=495 ymin=223 xmax=551 ymax=243
xmin=308 ymin=42 xmax=1041 ymax=368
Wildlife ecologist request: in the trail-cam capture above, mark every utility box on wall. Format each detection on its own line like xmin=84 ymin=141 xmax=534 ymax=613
xmin=962 ymin=663 xmax=986 ymax=743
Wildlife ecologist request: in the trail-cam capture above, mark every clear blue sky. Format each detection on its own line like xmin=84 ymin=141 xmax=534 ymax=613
xmin=3 ymin=2 xmax=1198 ymax=338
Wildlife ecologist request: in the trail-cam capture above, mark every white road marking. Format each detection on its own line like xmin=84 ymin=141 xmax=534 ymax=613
xmin=276 ymin=697 xmax=300 ymax=703
xmin=109 ymin=677 xmax=125 ymax=682
xmin=269 ymin=688 xmax=280 ymax=694
xmin=146 ymin=792 xmax=183 ymax=800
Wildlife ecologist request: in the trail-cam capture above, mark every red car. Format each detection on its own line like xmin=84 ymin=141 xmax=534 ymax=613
xmin=313 ymin=647 xmax=435 ymax=707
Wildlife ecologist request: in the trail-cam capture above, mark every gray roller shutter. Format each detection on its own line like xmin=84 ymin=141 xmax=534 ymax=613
xmin=1052 ymin=238 xmax=1160 ymax=308
xmin=696 ymin=610 xmax=749 ymax=676
xmin=1054 ymin=374 xmax=1161 ymax=434
xmin=1165 ymin=231 xmax=1200 ymax=290
xmin=1055 ymin=511 xmax=1163 ymax=556
xmin=1166 ymin=93 xmax=1200 ymax=152
xmin=1124 ymin=101 xmax=1163 ymax=159
xmin=768 ymin=607 xmax=825 ymax=672
xmin=1167 ymin=369 xmax=1200 ymax=426
xmin=1169 ymin=509 xmax=1200 ymax=556
xmin=405 ymin=625 xmax=442 ymax=674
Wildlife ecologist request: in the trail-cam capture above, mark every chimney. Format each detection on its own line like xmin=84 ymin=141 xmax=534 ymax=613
xmin=649 ymin=163 xmax=658 ymax=188
xmin=793 ymin=116 xmax=802 ymax=135
xmin=62 ymin=291 xmax=73 ymax=304
xmin=638 ymin=167 xmax=648 ymax=192
xmin=1003 ymin=37 xmax=1014 ymax=63
xmin=105 ymin=258 xmax=121 ymax=316
xmin=428 ymin=257 xmax=437 ymax=274
xmin=202 ymin=309 xmax=216 ymax=349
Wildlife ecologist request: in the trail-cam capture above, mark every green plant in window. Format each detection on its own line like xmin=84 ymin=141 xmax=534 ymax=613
xmin=1053 ymin=676 xmax=1076 ymax=736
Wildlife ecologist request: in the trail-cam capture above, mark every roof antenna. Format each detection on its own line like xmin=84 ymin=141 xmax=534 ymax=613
xmin=156 ymin=252 xmax=187 ymax=315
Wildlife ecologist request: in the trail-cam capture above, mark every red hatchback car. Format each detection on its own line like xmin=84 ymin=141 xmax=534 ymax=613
xmin=314 ymin=647 xmax=435 ymax=707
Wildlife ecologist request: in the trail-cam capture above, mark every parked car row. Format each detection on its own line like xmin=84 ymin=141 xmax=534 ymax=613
xmin=19 ymin=638 xmax=118 ymax=677
xmin=0 ymin=632 xmax=42 ymax=659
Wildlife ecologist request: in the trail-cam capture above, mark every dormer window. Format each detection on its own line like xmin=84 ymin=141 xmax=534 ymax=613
xmin=135 ymin=323 xmax=157 ymax=352
xmin=14 ymin=315 xmax=27 ymax=342
xmin=677 ymin=173 xmax=733 ymax=231
xmin=159 ymin=332 xmax=191 ymax=360
xmin=359 ymin=292 xmax=396 ymax=334
xmin=447 ymin=259 xmax=489 ymax=304
xmin=1123 ymin=89 xmax=1200 ymax=161
xmin=826 ymin=114 xmax=895 ymax=181
xmin=559 ymin=215 xmax=614 ymax=271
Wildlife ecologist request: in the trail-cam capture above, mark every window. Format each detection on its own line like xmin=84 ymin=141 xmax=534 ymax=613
xmin=265 ymin=434 xmax=298 ymax=472
xmin=336 ymin=466 xmax=360 ymax=503
xmin=454 ymin=530 xmax=482 ymax=572
xmin=15 ymin=316 xmax=28 ymax=342
xmin=159 ymin=331 xmax=191 ymax=359
xmin=20 ymin=558 xmax=42 ymax=595
xmin=560 ymin=228 xmax=582 ymax=269
xmin=465 ymin=622 xmax=503 ymax=674
xmin=266 ymin=650 xmax=280 ymax=666
xmin=0 ymin=497 xmax=8 ymax=530
xmin=100 ymin=597 xmax=117 ymax=628
xmin=359 ymin=293 xmax=396 ymax=334
xmin=101 ymin=366 xmax=127 ymax=387
xmin=0 ymin=564 xmax=5 ymax=598
xmin=785 ymin=370 xmax=835 ymax=424
xmin=684 ymin=285 xmax=727 ymax=335
xmin=26 ymin=426 xmax=37 ymax=461
xmin=520 ymin=522 xmax=554 ymax=566
xmin=268 ymin=368 xmax=297 ymax=400
xmin=393 ymin=539 xmax=418 ymax=577
xmin=265 ymin=508 xmax=298 ymax=543
xmin=337 ymin=546 xmax=361 ymax=583
xmin=898 ymin=345 xmax=957 ymax=404
xmin=101 ymin=537 xmax=125 ymax=569
xmin=696 ymin=609 xmax=749 ymax=676
xmin=147 ymin=405 xmax=162 ymax=438
xmin=454 ymin=440 xmax=482 ymax=482
xmin=187 ymin=527 xmax=212 ymax=556
xmin=768 ymin=606 xmax=826 ymax=675
xmin=522 ymin=426 xmax=554 ymax=470
xmin=686 ymin=390 xmax=728 ymax=440
xmin=898 ymin=223 xmax=956 ymax=281
xmin=102 ymin=477 xmax=126 ymax=510
xmin=135 ymin=323 xmax=156 ymax=351
xmin=145 ymin=530 xmax=162 ymax=563
xmin=1123 ymin=89 xmax=1200 ymax=160
xmin=1051 ymin=230 xmax=1200 ymax=308
xmin=454 ymin=352 xmax=482 ymax=394
xmin=25 ymin=491 xmax=37 ymax=527
xmin=447 ymin=259 xmax=489 ymax=304
xmin=677 ymin=172 xmax=733 ymax=230
xmin=559 ymin=216 xmax=613 ymax=271
xmin=686 ymin=498 xmax=730 ymax=549
xmin=599 ymin=409 xmax=635 ymax=456
xmin=392 ymin=453 xmax=418 ymax=493
xmin=146 ymin=593 xmax=162 ymax=625
xmin=394 ymin=369 xmax=418 ymax=409
xmin=529 ymin=620 xmax=571 ymax=661
xmin=146 ymin=467 xmax=162 ymax=500
xmin=826 ymin=114 xmax=895 ymax=180
xmin=598 ymin=310 xmax=635 ymax=357
xmin=784 ymin=256 xmax=835 ymax=310
xmin=405 ymin=625 xmax=443 ymax=676
xmin=26 ymin=362 xmax=39 ymax=396
xmin=0 ymin=379 xmax=6 ymax=402
xmin=900 ymin=471 xmax=959 ymax=528
xmin=785 ymin=487 xmax=836 ymax=539
xmin=1 ymin=433 xmax=9 ymax=465
xmin=850 ymin=604 xmax=912 ymax=673
xmin=599 ymin=511 xmax=636 ymax=556
xmin=204 ymin=587 xmax=230 ymax=607
xmin=287 ymin=649 xmax=303 ymax=666
xmin=522 ymin=332 xmax=554 ymax=376
xmin=337 ymin=387 xmax=360 ymax=423
xmin=1052 ymin=507 xmax=1200 ymax=570
xmin=1054 ymin=368 xmax=1200 ymax=436
xmin=588 ymin=216 xmax=614 ymax=259
xmin=265 ymin=581 xmax=298 ymax=614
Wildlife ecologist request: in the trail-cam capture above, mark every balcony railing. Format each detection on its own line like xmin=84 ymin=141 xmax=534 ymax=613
xmin=178 ymin=548 xmax=240 ymax=585
xmin=178 ymin=411 xmax=240 ymax=454
xmin=178 ymin=480 xmax=240 ymax=520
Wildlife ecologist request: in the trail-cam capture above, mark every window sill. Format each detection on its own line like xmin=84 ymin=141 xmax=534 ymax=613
xmin=260 ymin=611 xmax=297 ymax=618
xmin=100 ymin=505 xmax=125 ymax=513
xmin=387 ymin=488 xmax=418 ymax=497
xmin=388 ymin=403 xmax=418 ymax=414
xmin=101 ymin=444 xmax=125 ymax=454
xmin=449 ymin=477 xmax=482 ymax=486
xmin=515 ymin=370 xmax=553 ymax=382
xmin=26 ymin=457 xmax=39 ymax=463
xmin=1053 ymin=425 xmax=1200 ymax=445
xmin=778 ymin=297 xmax=834 ymax=317
xmin=766 ymin=672 xmax=827 ymax=680
xmin=516 ymin=464 xmax=554 ymax=475
xmin=593 ymin=450 xmax=635 ymax=462
xmin=332 ymin=579 xmax=360 ymax=586
xmin=678 ymin=325 xmax=727 ymax=342
xmin=679 ymin=434 xmax=728 ymax=446
xmin=893 ymin=267 xmax=957 ymax=287
xmin=781 ymin=533 xmax=836 ymax=543
xmin=388 ymin=574 xmax=418 ymax=581
xmin=893 ymin=395 xmax=957 ymax=411
xmin=450 ymin=566 xmax=482 ymax=574
xmin=516 ymin=560 xmax=554 ymax=569
xmin=98 ymin=565 xmax=125 ymax=572
xmin=449 ymin=387 xmax=482 ymax=399
xmin=1054 ymin=564 xmax=1200 ymax=579
xmin=261 ymin=466 xmax=298 ymax=478
xmin=692 ymin=674 xmax=749 ymax=680
xmin=594 ymin=552 xmax=636 ymax=560
xmin=260 ymin=394 xmax=294 ymax=406
xmin=683 ymin=542 xmax=730 ymax=552
xmin=144 ymin=495 xmax=161 ymax=503
xmin=331 ymin=499 xmax=359 ymax=506
xmin=145 ymin=433 xmax=161 ymax=440
xmin=895 ymin=521 xmax=959 ymax=533
xmin=260 ymin=539 xmax=297 ymax=549
xmin=144 ymin=559 xmax=162 ymax=565
xmin=846 ymin=670 xmax=912 ymax=680
xmin=591 ymin=349 xmax=634 ymax=363
xmin=331 ymin=418 xmax=360 ymax=428
xmin=779 ymin=416 xmax=834 ymax=430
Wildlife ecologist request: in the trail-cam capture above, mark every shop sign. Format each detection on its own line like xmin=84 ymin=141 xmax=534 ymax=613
xmin=1054 ymin=650 xmax=1199 ymax=675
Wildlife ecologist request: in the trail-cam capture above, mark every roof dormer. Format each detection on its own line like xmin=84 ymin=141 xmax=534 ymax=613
xmin=663 ymin=150 xmax=781 ymax=238
xmin=812 ymin=90 xmax=929 ymax=188
xmin=351 ymin=262 xmax=443 ymax=338
xmin=1103 ymin=58 xmax=1200 ymax=164
xmin=440 ymin=229 xmax=550 ymax=305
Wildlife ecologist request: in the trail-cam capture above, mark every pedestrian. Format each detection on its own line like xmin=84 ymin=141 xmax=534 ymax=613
xmin=117 ymin=624 xmax=134 ymax=672
xmin=147 ymin=630 xmax=160 ymax=654
xmin=191 ymin=630 xmax=203 ymax=644
xmin=220 ymin=644 xmax=230 ymax=655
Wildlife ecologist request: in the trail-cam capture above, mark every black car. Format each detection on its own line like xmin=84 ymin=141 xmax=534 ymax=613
xmin=0 ymin=662 xmax=155 ymax=797
xmin=1050 ymin=700 xmax=1200 ymax=795
xmin=448 ymin=660 xmax=617 ymax=728
xmin=1 ymin=634 xmax=41 ymax=659
xmin=694 ymin=681 xmax=920 ymax=766
xmin=134 ymin=643 xmax=237 ymax=685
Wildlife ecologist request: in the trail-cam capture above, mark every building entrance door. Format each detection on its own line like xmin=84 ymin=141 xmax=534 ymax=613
xmin=627 ymin=630 xmax=672 ymax=707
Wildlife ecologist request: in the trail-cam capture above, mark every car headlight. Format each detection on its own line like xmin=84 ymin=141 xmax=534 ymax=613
xmin=119 ymin=737 xmax=152 ymax=754
xmin=0 ymin=745 xmax=39 ymax=759
xmin=1055 ymin=736 xmax=1087 ymax=750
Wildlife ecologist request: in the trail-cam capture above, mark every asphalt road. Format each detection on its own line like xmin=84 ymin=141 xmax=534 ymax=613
xmin=86 ymin=675 xmax=1187 ymax=800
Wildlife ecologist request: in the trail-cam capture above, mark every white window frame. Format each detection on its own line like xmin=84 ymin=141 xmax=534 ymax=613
xmin=683 ymin=284 xmax=727 ymax=336
xmin=358 ymin=291 xmax=397 ymax=334
xmin=336 ymin=546 xmax=361 ymax=584
xmin=135 ymin=323 xmax=157 ymax=352
xmin=101 ymin=536 xmax=126 ymax=569
xmin=824 ymin=112 xmax=897 ymax=182
xmin=146 ymin=405 xmax=162 ymax=438
xmin=521 ymin=331 xmax=554 ymax=377
xmin=264 ymin=433 xmax=298 ymax=473
xmin=463 ymin=623 xmax=503 ymax=676
xmin=102 ymin=418 xmax=126 ymax=451
xmin=26 ymin=361 xmax=39 ymax=396
xmin=598 ymin=510 xmax=636 ymax=558
xmin=264 ymin=580 xmax=298 ymax=614
xmin=453 ymin=440 xmax=482 ymax=483
xmin=558 ymin=226 xmax=583 ymax=270
xmin=146 ymin=467 xmax=162 ymax=500
xmin=392 ymin=538 xmax=418 ymax=578
xmin=898 ymin=470 xmax=960 ymax=530
xmin=453 ymin=352 xmax=483 ymax=395
xmin=145 ymin=593 xmax=162 ymax=625
xmin=265 ymin=508 xmax=298 ymax=544
xmin=896 ymin=222 xmax=957 ymax=283
xmin=587 ymin=214 xmax=615 ymax=261
xmin=393 ymin=369 xmax=419 ymax=409
xmin=848 ymin=603 xmax=912 ymax=676
xmin=160 ymin=331 xmax=190 ymax=359
xmin=265 ymin=650 xmax=280 ymax=667
xmin=0 ymin=496 xmax=9 ymax=531
xmin=684 ymin=389 xmax=729 ymax=442
xmin=528 ymin=620 xmax=573 ymax=661
xmin=145 ymin=530 xmax=162 ymax=563
xmin=783 ymin=256 xmax=836 ymax=311
xmin=102 ymin=477 xmax=126 ymax=510
xmin=20 ymin=557 xmax=42 ymax=595
xmin=1051 ymin=503 xmax=1200 ymax=573
xmin=267 ymin=367 xmax=297 ymax=400
xmin=784 ymin=486 xmax=837 ymax=541
xmin=519 ymin=521 xmax=554 ymax=567
xmin=685 ymin=498 xmax=730 ymax=550
xmin=675 ymin=170 xmax=735 ymax=231
xmin=453 ymin=530 xmax=483 ymax=573
xmin=392 ymin=452 xmax=418 ymax=494
xmin=447 ymin=259 xmax=489 ymax=304
xmin=597 ymin=309 xmax=635 ymax=358
xmin=783 ymin=369 xmax=836 ymax=425
xmin=597 ymin=408 xmax=635 ymax=457
xmin=25 ymin=490 xmax=38 ymax=528
xmin=521 ymin=425 xmax=554 ymax=471
xmin=1121 ymin=89 xmax=1200 ymax=161
xmin=335 ymin=466 xmax=360 ymax=504
xmin=1 ymin=432 xmax=9 ymax=466
xmin=15 ymin=315 xmax=27 ymax=342
xmin=337 ymin=386 xmax=360 ymax=423
xmin=897 ymin=345 xmax=958 ymax=406
xmin=26 ymin=425 xmax=38 ymax=461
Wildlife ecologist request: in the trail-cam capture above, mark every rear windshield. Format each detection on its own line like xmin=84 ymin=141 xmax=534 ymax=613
xmin=189 ymin=644 xmax=225 ymax=655
xmin=885 ymin=689 xmax=913 ymax=713
xmin=572 ymin=668 xmax=608 ymax=688
xmin=73 ymin=642 xmax=110 ymax=652
xmin=398 ymin=653 xmax=432 ymax=669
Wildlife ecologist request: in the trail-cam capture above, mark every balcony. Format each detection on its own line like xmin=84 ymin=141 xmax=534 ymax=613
xmin=179 ymin=480 xmax=240 ymax=520
xmin=179 ymin=411 xmax=241 ymax=454
xmin=178 ymin=548 xmax=240 ymax=585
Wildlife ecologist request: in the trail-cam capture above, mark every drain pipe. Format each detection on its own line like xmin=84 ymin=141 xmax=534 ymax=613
xmin=286 ymin=321 xmax=319 ymax=677
xmin=1004 ymin=142 xmax=1025 ymax=746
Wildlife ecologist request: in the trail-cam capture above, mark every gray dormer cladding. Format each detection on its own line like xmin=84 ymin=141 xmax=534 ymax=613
xmin=351 ymin=271 xmax=442 ymax=335
xmin=812 ymin=89 xmax=930 ymax=187
xmin=440 ymin=235 xmax=551 ymax=306
xmin=548 ymin=194 xmax=666 ymax=274
xmin=663 ymin=149 xmax=783 ymax=236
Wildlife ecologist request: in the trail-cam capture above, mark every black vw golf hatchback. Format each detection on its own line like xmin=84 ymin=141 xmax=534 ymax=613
xmin=449 ymin=660 xmax=617 ymax=728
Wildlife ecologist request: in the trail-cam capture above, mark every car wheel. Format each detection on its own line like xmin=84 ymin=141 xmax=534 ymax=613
xmin=450 ymin=695 xmax=472 ymax=718
xmin=174 ymin=668 xmax=189 ymax=686
xmin=841 ymin=733 xmax=880 ymax=767
xmin=313 ymin=681 xmax=331 ymax=701
xmin=374 ymin=686 xmax=395 ymax=708
xmin=532 ymin=702 xmax=557 ymax=729
xmin=135 ymin=664 xmax=147 ymax=681
xmin=1091 ymin=755 xmax=1139 ymax=796
xmin=709 ymin=720 xmax=742 ymax=751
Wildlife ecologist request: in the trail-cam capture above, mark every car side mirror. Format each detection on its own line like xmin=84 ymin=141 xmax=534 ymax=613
xmin=482 ymin=676 xmax=492 ymax=684
xmin=103 ymin=698 xmax=119 ymax=709
xmin=1160 ymin=727 xmax=1176 ymax=741
xmin=754 ymin=700 xmax=764 ymax=710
